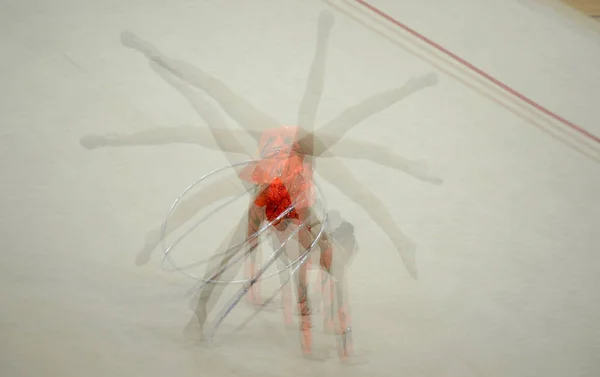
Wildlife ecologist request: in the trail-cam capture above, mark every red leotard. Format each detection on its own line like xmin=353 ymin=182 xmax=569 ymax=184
xmin=239 ymin=126 xmax=315 ymax=225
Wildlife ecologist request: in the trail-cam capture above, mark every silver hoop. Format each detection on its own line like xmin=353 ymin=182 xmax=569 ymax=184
xmin=160 ymin=159 xmax=327 ymax=285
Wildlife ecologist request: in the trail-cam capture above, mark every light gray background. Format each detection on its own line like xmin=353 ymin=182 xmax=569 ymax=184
xmin=1 ymin=0 xmax=599 ymax=376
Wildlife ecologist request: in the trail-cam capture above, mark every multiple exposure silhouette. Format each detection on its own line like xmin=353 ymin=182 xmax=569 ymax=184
xmin=80 ymin=9 xmax=442 ymax=361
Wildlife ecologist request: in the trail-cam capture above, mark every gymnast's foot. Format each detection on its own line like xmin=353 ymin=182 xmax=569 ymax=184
xmin=412 ymin=72 xmax=439 ymax=88
xmin=323 ymin=318 xmax=336 ymax=334
xmin=80 ymin=135 xmax=109 ymax=149
xmin=135 ymin=230 xmax=161 ymax=266
xmin=183 ymin=315 xmax=206 ymax=344
xmin=409 ymin=159 xmax=443 ymax=185
xmin=245 ymin=287 xmax=263 ymax=306
xmin=121 ymin=31 xmax=162 ymax=60
xmin=396 ymin=238 xmax=418 ymax=280
xmin=80 ymin=132 xmax=129 ymax=149
xmin=300 ymin=321 xmax=313 ymax=357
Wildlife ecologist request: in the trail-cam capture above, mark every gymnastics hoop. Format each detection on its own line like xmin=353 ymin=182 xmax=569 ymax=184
xmin=160 ymin=158 xmax=328 ymax=285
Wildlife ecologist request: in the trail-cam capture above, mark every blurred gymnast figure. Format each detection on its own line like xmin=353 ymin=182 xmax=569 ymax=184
xmin=275 ymin=207 xmax=357 ymax=333
xmin=92 ymin=8 xmax=441 ymax=360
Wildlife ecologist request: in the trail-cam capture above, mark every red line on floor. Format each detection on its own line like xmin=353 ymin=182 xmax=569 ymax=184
xmin=349 ymin=0 xmax=600 ymax=144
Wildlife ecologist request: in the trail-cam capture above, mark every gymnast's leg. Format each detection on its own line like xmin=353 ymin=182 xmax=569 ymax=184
xmin=80 ymin=125 xmax=253 ymax=157
xmin=243 ymin=194 xmax=270 ymax=306
xmin=318 ymin=157 xmax=418 ymax=279
xmin=296 ymin=10 xmax=334 ymax=163
xmin=121 ymin=31 xmax=279 ymax=140
xmin=149 ymin=62 xmax=257 ymax=160
xmin=302 ymin=217 xmax=353 ymax=358
xmin=286 ymin=207 xmax=335 ymax=355
xmin=289 ymin=214 xmax=352 ymax=359
xmin=185 ymin=200 xmax=263 ymax=338
xmin=293 ymin=224 xmax=315 ymax=355
xmin=270 ymin=226 xmax=295 ymax=326
xmin=316 ymin=134 xmax=443 ymax=184
xmin=304 ymin=73 xmax=438 ymax=155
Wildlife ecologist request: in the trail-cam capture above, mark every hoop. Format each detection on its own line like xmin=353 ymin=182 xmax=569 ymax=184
xmin=160 ymin=159 xmax=328 ymax=285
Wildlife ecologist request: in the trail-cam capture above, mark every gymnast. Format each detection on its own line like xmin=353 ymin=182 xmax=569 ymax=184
xmin=84 ymin=9 xmax=441 ymax=360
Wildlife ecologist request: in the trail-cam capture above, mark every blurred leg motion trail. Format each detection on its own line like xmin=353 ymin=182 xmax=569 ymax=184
xmin=80 ymin=9 xmax=442 ymax=360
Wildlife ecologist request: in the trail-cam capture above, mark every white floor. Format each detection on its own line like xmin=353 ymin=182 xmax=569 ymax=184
xmin=1 ymin=1 xmax=599 ymax=376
